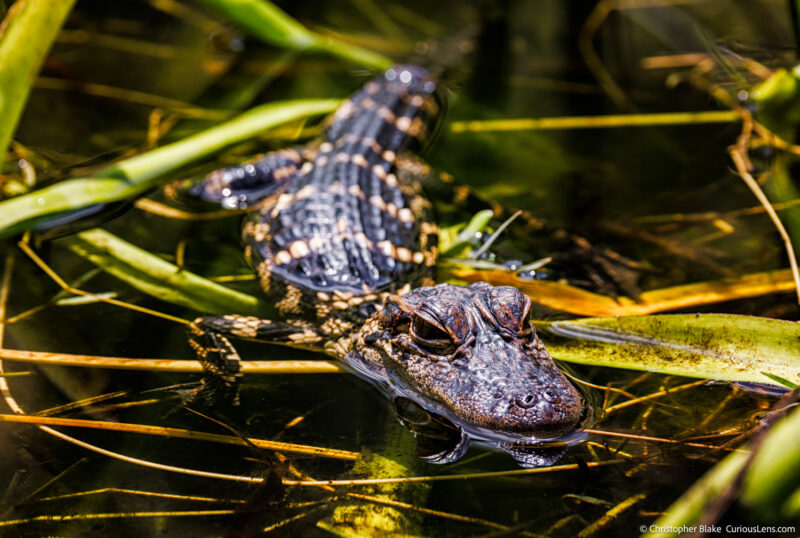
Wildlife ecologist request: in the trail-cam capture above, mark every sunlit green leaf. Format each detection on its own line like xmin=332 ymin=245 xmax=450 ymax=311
xmin=644 ymin=450 xmax=749 ymax=537
xmin=439 ymin=209 xmax=493 ymax=257
xmin=760 ymin=372 xmax=798 ymax=389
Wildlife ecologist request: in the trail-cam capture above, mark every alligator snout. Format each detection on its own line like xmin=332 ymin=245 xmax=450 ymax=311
xmin=459 ymin=329 xmax=584 ymax=438
xmin=505 ymin=380 xmax=583 ymax=437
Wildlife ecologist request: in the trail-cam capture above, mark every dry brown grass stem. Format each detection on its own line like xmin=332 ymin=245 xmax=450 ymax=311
xmin=0 ymin=347 xmax=343 ymax=373
xmin=728 ymin=110 xmax=800 ymax=304
xmin=0 ymin=413 xmax=359 ymax=461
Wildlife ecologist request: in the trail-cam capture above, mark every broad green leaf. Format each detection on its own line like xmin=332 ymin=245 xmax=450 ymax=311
xmin=537 ymin=314 xmax=800 ymax=387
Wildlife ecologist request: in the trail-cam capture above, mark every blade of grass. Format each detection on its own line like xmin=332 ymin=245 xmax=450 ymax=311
xmin=191 ymin=0 xmax=392 ymax=69
xmin=648 ymin=400 xmax=800 ymax=536
xmin=61 ymin=228 xmax=264 ymax=315
xmin=0 ymin=0 xmax=77 ymax=155
xmin=449 ymin=110 xmax=739 ymax=133
xmin=439 ymin=209 xmax=493 ymax=257
xmin=643 ymin=451 xmax=748 ymax=538
xmin=0 ymin=98 xmax=340 ymax=237
xmin=19 ymin=235 xmax=191 ymax=324
xmin=740 ymin=405 xmax=800 ymax=519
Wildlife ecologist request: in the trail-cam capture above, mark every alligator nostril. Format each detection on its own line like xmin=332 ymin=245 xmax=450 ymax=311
xmin=514 ymin=393 xmax=538 ymax=409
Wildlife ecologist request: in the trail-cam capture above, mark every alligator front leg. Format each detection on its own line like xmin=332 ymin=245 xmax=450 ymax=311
xmin=186 ymin=315 xmax=324 ymax=405
xmin=167 ymin=146 xmax=309 ymax=210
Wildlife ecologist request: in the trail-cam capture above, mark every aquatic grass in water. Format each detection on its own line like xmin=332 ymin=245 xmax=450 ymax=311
xmin=649 ymin=393 xmax=800 ymax=537
xmin=1 ymin=0 xmax=799 ymax=534
xmin=62 ymin=229 xmax=264 ymax=316
xmin=26 ymin=225 xmax=800 ymax=387
xmin=0 ymin=98 xmax=339 ymax=236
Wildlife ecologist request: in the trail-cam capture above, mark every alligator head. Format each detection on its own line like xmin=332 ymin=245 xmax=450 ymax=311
xmin=345 ymin=282 xmax=585 ymax=467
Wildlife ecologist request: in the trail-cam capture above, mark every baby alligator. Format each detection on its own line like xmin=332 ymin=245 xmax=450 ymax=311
xmin=176 ymin=66 xmax=585 ymax=467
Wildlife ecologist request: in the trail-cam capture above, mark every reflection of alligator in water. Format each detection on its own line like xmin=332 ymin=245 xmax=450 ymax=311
xmin=172 ymin=65 xmax=585 ymax=467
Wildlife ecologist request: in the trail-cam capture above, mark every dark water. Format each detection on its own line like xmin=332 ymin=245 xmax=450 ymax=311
xmin=1 ymin=0 xmax=798 ymax=535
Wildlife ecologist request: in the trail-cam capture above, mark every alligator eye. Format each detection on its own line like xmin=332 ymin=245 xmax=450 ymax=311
xmin=413 ymin=315 xmax=448 ymax=340
xmin=411 ymin=314 xmax=454 ymax=351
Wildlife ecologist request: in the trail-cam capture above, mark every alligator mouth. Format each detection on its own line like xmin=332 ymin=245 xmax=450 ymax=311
xmin=386 ymin=371 xmax=589 ymax=446
xmin=391 ymin=389 xmax=590 ymax=467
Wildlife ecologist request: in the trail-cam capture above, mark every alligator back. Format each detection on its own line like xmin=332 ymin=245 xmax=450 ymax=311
xmin=243 ymin=67 xmax=441 ymax=319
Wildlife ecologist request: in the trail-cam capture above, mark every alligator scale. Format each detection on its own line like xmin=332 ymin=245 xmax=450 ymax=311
xmin=178 ymin=66 xmax=585 ymax=467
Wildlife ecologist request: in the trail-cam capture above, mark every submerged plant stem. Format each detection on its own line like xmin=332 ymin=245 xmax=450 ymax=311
xmin=604 ymin=380 xmax=708 ymax=414
xmin=577 ymin=493 xmax=646 ymax=538
xmin=0 ymin=509 xmax=238 ymax=528
xmin=584 ymin=429 xmax=740 ymax=453
xmin=38 ymin=488 xmax=246 ymax=503
xmin=283 ymin=460 xmax=624 ymax=486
